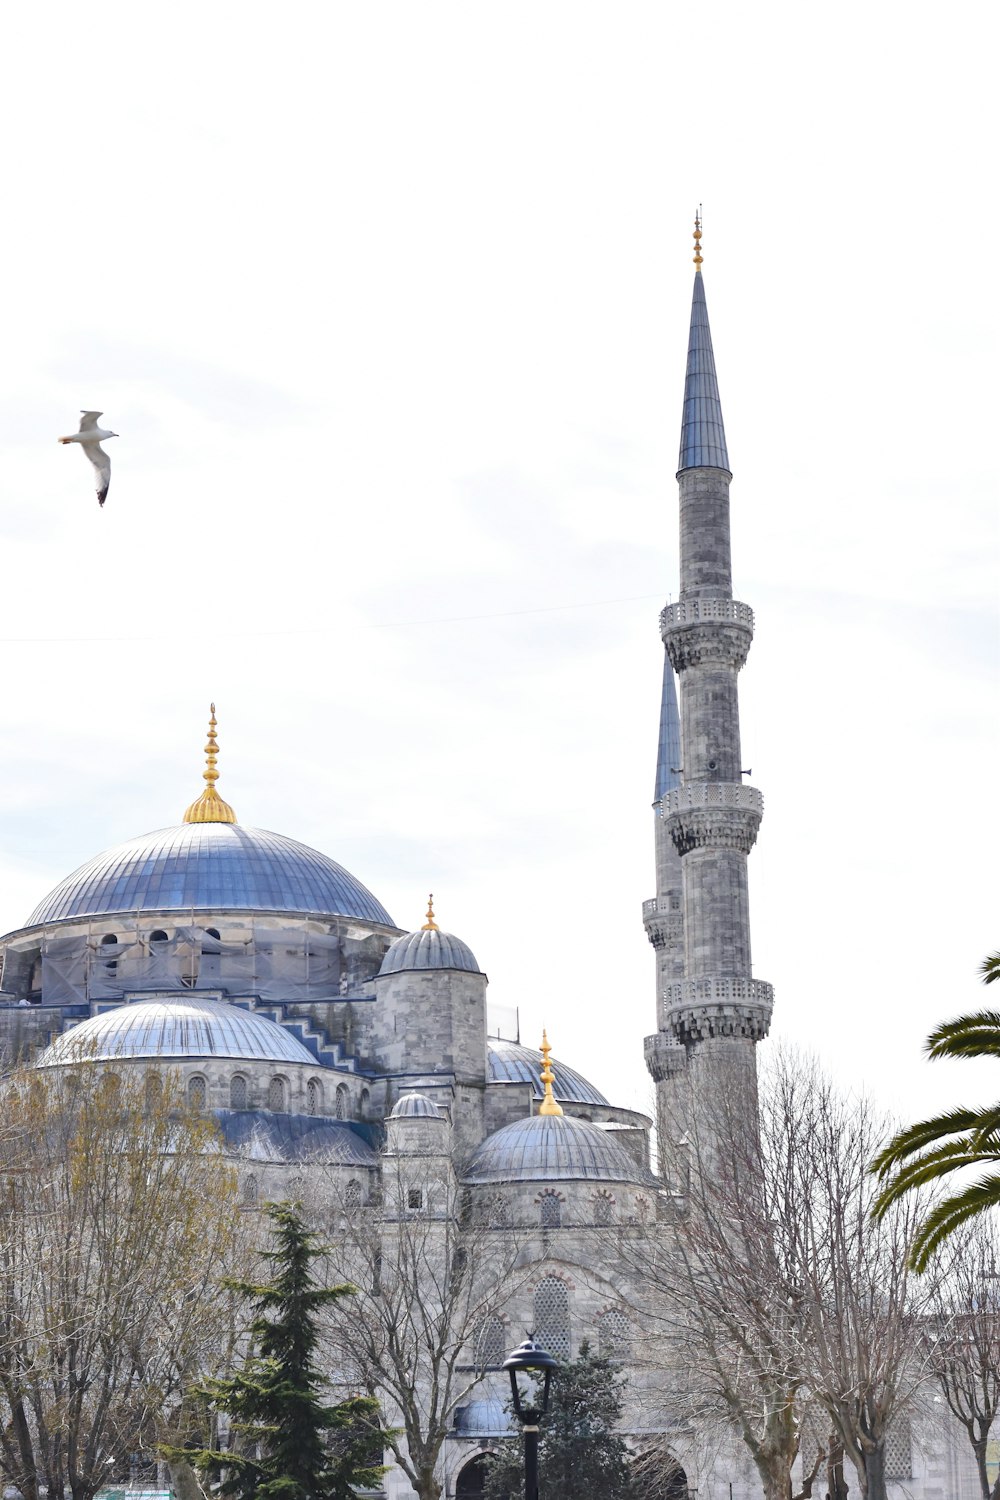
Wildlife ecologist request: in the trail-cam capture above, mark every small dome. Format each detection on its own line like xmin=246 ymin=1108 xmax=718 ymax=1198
xmin=487 ymin=1038 xmax=609 ymax=1106
xmin=378 ymin=927 xmax=480 ymax=977
xmin=36 ymin=997 xmax=317 ymax=1068
xmin=389 ymin=1092 xmax=442 ymax=1119
xmin=464 ymin=1113 xmax=656 ymax=1186
xmin=26 ymin=823 xmax=394 ymax=927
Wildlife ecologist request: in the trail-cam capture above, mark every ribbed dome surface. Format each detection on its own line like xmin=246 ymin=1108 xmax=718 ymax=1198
xmin=378 ymin=927 xmax=480 ymax=976
xmin=27 ymin=823 xmax=394 ymax=927
xmin=390 ymin=1092 xmax=441 ymax=1118
xmin=464 ymin=1113 xmax=655 ymax=1185
xmin=36 ymin=997 xmax=317 ymax=1067
xmin=487 ymin=1038 xmax=608 ymax=1106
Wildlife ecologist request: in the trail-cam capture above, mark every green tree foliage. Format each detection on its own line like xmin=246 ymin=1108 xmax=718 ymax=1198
xmin=482 ymin=1342 xmax=635 ymax=1500
xmin=871 ymin=952 xmax=1000 ymax=1269
xmin=172 ymin=1203 xmax=385 ymax=1500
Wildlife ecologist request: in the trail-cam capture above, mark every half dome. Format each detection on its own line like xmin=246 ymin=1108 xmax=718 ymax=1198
xmin=27 ymin=823 xmax=394 ymax=927
xmin=487 ymin=1038 xmax=608 ymax=1106
xmin=464 ymin=1113 xmax=656 ymax=1186
xmin=36 ymin=997 xmax=318 ymax=1068
xmin=389 ymin=1092 xmax=442 ymax=1118
xmin=378 ymin=927 xmax=480 ymax=976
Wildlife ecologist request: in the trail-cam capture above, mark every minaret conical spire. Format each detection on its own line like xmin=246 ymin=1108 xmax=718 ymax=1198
xmin=678 ymin=213 xmax=730 ymax=475
xmin=653 ymin=651 xmax=682 ymax=804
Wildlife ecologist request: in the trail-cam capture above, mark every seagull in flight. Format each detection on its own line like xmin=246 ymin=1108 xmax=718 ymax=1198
xmin=58 ymin=411 xmax=118 ymax=507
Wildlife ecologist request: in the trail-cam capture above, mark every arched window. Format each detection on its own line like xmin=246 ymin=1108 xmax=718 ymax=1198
xmin=144 ymin=1072 xmax=162 ymax=1107
xmin=307 ymin=1078 xmax=321 ymax=1116
xmin=597 ymin=1309 xmax=630 ymax=1361
xmin=538 ymin=1190 xmax=561 ymax=1229
xmin=359 ymin=1087 xmax=370 ymax=1118
xmin=475 ymin=1314 xmax=506 ymax=1369
xmin=149 ymin=929 xmax=169 ymax=946
xmin=241 ymin=1175 xmax=258 ymax=1206
xmin=335 ymin=1083 xmax=350 ymax=1120
xmin=491 ymin=1192 xmax=512 ymax=1228
xmin=635 ymin=1195 xmax=650 ymax=1223
xmin=533 ymin=1276 xmax=570 ymax=1360
xmin=99 ymin=1072 xmax=121 ymax=1101
xmin=344 ymin=1179 xmax=363 ymax=1211
xmin=100 ymin=933 xmax=118 ymax=976
xmin=267 ymin=1077 xmax=285 ymax=1112
xmin=188 ymin=1075 xmax=207 ymax=1111
xmin=593 ymin=1191 xmax=614 ymax=1226
xmin=230 ymin=1074 xmax=248 ymax=1111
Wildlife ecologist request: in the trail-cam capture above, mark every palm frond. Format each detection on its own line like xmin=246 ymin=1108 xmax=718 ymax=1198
xmin=981 ymin=952 xmax=1000 ymax=985
xmin=870 ymin=1140 xmax=1000 ymax=1219
xmin=926 ymin=1010 xmax=1000 ymax=1060
xmin=870 ymin=1106 xmax=1000 ymax=1175
xmin=909 ymin=1172 xmax=1000 ymax=1271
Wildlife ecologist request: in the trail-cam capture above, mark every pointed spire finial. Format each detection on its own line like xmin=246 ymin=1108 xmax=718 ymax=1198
xmin=538 ymin=1029 xmax=564 ymax=1117
xmin=183 ymin=704 xmax=238 ymax=824
xmin=693 ymin=206 xmax=703 ymax=270
xmin=421 ymin=894 xmax=439 ymax=931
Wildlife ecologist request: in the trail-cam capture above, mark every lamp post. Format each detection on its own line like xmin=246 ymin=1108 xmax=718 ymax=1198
xmin=500 ymin=1337 xmax=558 ymax=1500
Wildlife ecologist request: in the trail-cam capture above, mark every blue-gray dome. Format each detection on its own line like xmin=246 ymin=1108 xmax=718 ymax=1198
xmin=378 ymin=926 xmax=480 ymax=977
xmin=487 ymin=1038 xmax=608 ymax=1106
xmin=390 ymin=1092 xmax=442 ymax=1118
xmin=35 ymin=997 xmax=318 ymax=1067
xmin=464 ymin=1113 xmax=656 ymax=1186
xmin=26 ymin=823 xmax=394 ymax=927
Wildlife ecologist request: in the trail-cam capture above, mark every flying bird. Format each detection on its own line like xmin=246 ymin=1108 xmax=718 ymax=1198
xmin=58 ymin=411 xmax=118 ymax=507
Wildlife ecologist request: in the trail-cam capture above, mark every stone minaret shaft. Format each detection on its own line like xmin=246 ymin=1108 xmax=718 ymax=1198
xmin=645 ymin=224 xmax=773 ymax=1173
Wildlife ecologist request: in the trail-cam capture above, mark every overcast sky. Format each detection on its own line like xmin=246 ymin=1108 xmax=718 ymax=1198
xmin=0 ymin=1 xmax=995 ymax=1127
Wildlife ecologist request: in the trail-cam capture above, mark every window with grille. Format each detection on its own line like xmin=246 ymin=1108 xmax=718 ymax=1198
xmin=407 ymin=1187 xmax=424 ymax=1211
xmin=144 ymin=1072 xmax=161 ymax=1105
xmin=476 ymin=1314 xmax=506 ymax=1369
xmin=534 ymin=1276 xmax=570 ymax=1360
xmin=188 ymin=1075 xmax=207 ymax=1110
xmin=230 ymin=1074 xmax=248 ymax=1111
xmin=539 ymin=1191 xmax=561 ymax=1228
xmin=242 ymin=1175 xmax=258 ymax=1206
xmin=593 ymin=1191 xmax=614 ymax=1225
xmin=268 ymin=1076 xmax=285 ymax=1112
xmin=307 ymin=1078 xmax=321 ymax=1116
xmin=598 ymin=1309 xmax=630 ymax=1361
xmin=491 ymin=1192 xmax=512 ymax=1228
xmin=344 ymin=1179 xmax=363 ymax=1210
xmin=336 ymin=1084 xmax=349 ymax=1120
xmin=884 ymin=1418 xmax=912 ymax=1480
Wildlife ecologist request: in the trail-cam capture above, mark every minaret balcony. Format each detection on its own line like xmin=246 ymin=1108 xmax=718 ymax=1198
xmin=661 ymin=597 xmax=754 ymax=671
xmin=642 ymin=898 xmax=683 ymax=951
xmin=662 ymin=975 xmax=774 ymax=1044
xmin=663 ymin=782 xmax=763 ymax=856
xmin=644 ymin=1031 xmax=688 ymax=1082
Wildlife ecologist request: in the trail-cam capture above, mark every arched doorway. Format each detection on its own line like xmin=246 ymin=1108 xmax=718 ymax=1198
xmin=456 ymin=1453 xmax=490 ymax=1498
xmin=634 ymin=1453 xmax=689 ymax=1499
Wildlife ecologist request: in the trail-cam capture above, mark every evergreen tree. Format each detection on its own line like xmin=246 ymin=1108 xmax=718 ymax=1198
xmin=169 ymin=1202 xmax=385 ymax=1500
xmin=482 ymin=1342 xmax=635 ymax=1500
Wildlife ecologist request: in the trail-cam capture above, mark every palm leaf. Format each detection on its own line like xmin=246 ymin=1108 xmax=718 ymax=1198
xmin=908 ymin=1172 xmax=1000 ymax=1271
xmin=926 ymin=1010 xmax=1000 ymax=1060
xmin=981 ymin=952 xmax=1000 ymax=985
xmin=871 ymin=1106 xmax=1000 ymax=1174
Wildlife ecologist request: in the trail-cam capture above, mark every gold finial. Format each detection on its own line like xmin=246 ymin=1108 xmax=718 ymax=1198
xmin=421 ymin=893 xmax=439 ymax=931
xmin=538 ymin=1029 xmax=564 ymax=1117
xmin=183 ymin=704 xmax=238 ymax=824
xmin=693 ymin=206 xmax=703 ymax=269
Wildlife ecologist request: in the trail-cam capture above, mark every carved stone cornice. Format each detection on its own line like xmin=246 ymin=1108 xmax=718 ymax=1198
xmin=662 ymin=783 xmax=763 ymax=856
xmin=660 ymin=598 xmax=754 ymax=671
xmin=644 ymin=1031 xmax=688 ymax=1081
xmin=661 ymin=975 xmax=774 ymax=1045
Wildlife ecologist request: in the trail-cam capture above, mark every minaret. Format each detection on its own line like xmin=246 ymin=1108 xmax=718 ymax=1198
xmin=644 ymin=217 xmax=773 ymax=1170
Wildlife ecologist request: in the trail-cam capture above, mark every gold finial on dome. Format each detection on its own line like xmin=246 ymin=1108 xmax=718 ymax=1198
xmin=538 ymin=1029 xmax=563 ymax=1117
xmin=183 ymin=704 xmax=238 ymax=824
xmin=693 ymin=206 xmax=703 ymax=269
xmin=422 ymin=894 xmax=439 ymax=931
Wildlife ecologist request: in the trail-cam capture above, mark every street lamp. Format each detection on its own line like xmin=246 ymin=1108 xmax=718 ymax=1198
xmin=501 ymin=1337 xmax=558 ymax=1500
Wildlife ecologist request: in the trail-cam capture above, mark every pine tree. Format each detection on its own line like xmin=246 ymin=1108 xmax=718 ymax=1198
xmin=482 ymin=1342 xmax=636 ymax=1500
xmin=169 ymin=1202 xmax=385 ymax=1500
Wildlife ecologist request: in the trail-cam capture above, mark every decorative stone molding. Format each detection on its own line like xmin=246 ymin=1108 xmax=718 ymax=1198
xmin=644 ymin=1031 xmax=688 ymax=1081
xmin=663 ymin=784 xmax=763 ymax=855
xmin=660 ymin=598 xmax=754 ymax=671
xmin=642 ymin=901 xmax=683 ymax=950
xmin=661 ymin=975 xmax=774 ymax=1044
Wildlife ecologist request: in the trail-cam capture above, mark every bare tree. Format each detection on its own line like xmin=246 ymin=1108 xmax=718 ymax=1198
xmin=315 ymin=1153 xmax=526 ymax=1500
xmin=0 ymin=1064 xmax=246 ymax=1500
xmin=926 ymin=1220 xmax=1000 ymax=1499
xmin=614 ymin=1052 xmax=937 ymax=1500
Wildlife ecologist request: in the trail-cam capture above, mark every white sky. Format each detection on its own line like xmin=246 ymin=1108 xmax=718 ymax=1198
xmin=0 ymin=1 xmax=995 ymax=1128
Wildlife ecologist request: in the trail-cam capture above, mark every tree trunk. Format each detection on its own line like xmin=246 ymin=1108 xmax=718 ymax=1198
xmin=861 ymin=1444 xmax=887 ymax=1500
xmin=165 ymin=1459 xmax=205 ymax=1500
xmin=826 ymin=1437 xmax=850 ymax=1500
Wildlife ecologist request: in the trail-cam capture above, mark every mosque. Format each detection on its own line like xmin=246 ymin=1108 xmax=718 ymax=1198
xmin=0 ymin=228 xmax=979 ymax=1500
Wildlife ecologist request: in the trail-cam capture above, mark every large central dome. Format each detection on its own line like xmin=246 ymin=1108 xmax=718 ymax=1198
xmin=27 ymin=823 xmax=395 ymax=927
